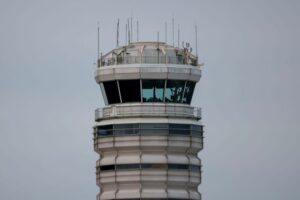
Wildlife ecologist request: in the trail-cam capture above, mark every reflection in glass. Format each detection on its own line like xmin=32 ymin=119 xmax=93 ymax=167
xmin=96 ymin=125 xmax=113 ymax=136
xmin=165 ymin=80 xmax=185 ymax=103
xmin=183 ymin=81 xmax=196 ymax=104
xmin=142 ymin=80 xmax=165 ymax=102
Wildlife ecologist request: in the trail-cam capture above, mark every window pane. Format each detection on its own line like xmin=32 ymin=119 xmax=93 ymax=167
xmin=116 ymin=164 xmax=140 ymax=170
xmin=100 ymin=165 xmax=115 ymax=171
xmin=168 ymin=164 xmax=189 ymax=170
xmin=142 ymin=80 xmax=165 ymax=102
xmin=191 ymin=125 xmax=203 ymax=137
xmin=103 ymin=81 xmax=121 ymax=104
xmin=169 ymin=124 xmax=190 ymax=135
xmin=140 ymin=123 xmax=168 ymax=135
xmin=114 ymin=124 xmax=139 ymax=135
xmin=165 ymin=80 xmax=185 ymax=103
xmin=190 ymin=165 xmax=201 ymax=172
xmin=96 ymin=125 xmax=113 ymax=137
xmin=119 ymin=80 xmax=141 ymax=103
xmin=182 ymin=81 xmax=196 ymax=104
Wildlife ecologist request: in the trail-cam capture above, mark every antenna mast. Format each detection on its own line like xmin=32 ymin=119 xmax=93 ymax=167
xmin=137 ymin=20 xmax=139 ymax=41
xmin=195 ymin=25 xmax=198 ymax=57
xmin=165 ymin=22 xmax=167 ymax=43
xmin=127 ymin=18 xmax=130 ymax=44
xmin=177 ymin=24 xmax=180 ymax=48
xmin=172 ymin=17 xmax=174 ymax=46
xmin=130 ymin=16 xmax=133 ymax=42
xmin=125 ymin=23 xmax=127 ymax=45
xmin=116 ymin=19 xmax=119 ymax=47
xmin=97 ymin=21 xmax=100 ymax=60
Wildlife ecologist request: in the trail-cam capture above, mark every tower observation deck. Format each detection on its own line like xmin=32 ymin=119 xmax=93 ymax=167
xmin=93 ymin=41 xmax=204 ymax=200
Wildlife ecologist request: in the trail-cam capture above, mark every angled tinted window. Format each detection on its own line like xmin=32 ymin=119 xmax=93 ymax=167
xmin=100 ymin=165 xmax=115 ymax=171
xmin=142 ymin=80 xmax=165 ymax=102
xmin=168 ymin=164 xmax=189 ymax=170
xmin=116 ymin=164 xmax=140 ymax=170
xmin=190 ymin=165 xmax=201 ymax=172
xmin=114 ymin=124 xmax=139 ymax=135
xmin=182 ymin=81 xmax=196 ymax=104
xmin=119 ymin=80 xmax=141 ymax=103
xmin=191 ymin=125 xmax=203 ymax=137
xmin=103 ymin=81 xmax=120 ymax=104
xmin=140 ymin=123 xmax=168 ymax=135
xmin=96 ymin=125 xmax=113 ymax=137
xmin=165 ymin=80 xmax=185 ymax=103
xmin=169 ymin=124 xmax=190 ymax=135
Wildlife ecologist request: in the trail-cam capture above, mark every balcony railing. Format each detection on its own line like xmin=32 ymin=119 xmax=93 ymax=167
xmin=98 ymin=56 xmax=198 ymax=67
xmin=95 ymin=104 xmax=201 ymax=121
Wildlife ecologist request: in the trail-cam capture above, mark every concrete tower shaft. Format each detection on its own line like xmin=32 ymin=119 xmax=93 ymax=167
xmin=93 ymin=42 xmax=203 ymax=200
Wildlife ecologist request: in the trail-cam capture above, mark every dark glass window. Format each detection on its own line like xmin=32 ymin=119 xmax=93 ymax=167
xmin=190 ymin=165 xmax=201 ymax=172
xmin=103 ymin=81 xmax=121 ymax=104
xmin=96 ymin=125 xmax=113 ymax=137
xmin=100 ymin=165 xmax=115 ymax=171
xmin=191 ymin=125 xmax=203 ymax=137
xmin=99 ymin=164 xmax=197 ymax=172
xmin=169 ymin=124 xmax=190 ymax=135
xmin=168 ymin=164 xmax=189 ymax=170
xmin=118 ymin=80 xmax=141 ymax=103
xmin=114 ymin=124 xmax=139 ymax=135
xmin=140 ymin=164 xmax=168 ymax=169
xmin=165 ymin=80 xmax=185 ymax=103
xmin=142 ymin=80 xmax=165 ymax=102
xmin=140 ymin=123 xmax=168 ymax=135
xmin=182 ymin=81 xmax=196 ymax=104
xmin=116 ymin=164 xmax=140 ymax=170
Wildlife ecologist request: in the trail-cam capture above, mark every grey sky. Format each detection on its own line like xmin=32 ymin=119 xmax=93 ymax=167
xmin=0 ymin=0 xmax=299 ymax=200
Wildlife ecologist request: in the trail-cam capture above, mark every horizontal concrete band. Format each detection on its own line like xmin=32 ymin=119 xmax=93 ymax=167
xmin=97 ymin=188 xmax=201 ymax=200
xmin=95 ymin=64 xmax=201 ymax=83
xmin=94 ymin=135 xmax=203 ymax=153
xmin=95 ymin=103 xmax=201 ymax=121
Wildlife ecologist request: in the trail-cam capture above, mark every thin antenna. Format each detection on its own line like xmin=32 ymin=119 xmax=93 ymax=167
xmin=157 ymin=32 xmax=160 ymax=63
xmin=137 ymin=20 xmax=139 ymax=41
xmin=177 ymin=24 xmax=180 ymax=48
xmin=195 ymin=25 xmax=198 ymax=57
xmin=97 ymin=21 xmax=100 ymax=60
xmin=172 ymin=17 xmax=174 ymax=46
xmin=130 ymin=16 xmax=133 ymax=42
xmin=125 ymin=23 xmax=127 ymax=45
xmin=116 ymin=18 xmax=119 ymax=47
xmin=127 ymin=18 xmax=130 ymax=44
xmin=165 ymin=22 xmax=167 ymax=43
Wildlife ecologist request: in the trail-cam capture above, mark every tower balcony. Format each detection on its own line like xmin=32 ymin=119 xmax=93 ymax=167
xmin=95 ymin=103 xmax=201 ymax=121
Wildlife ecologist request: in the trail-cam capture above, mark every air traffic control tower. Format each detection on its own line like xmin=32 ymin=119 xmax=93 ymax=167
xmin=93 ymin=41 xmax=203 ymax=200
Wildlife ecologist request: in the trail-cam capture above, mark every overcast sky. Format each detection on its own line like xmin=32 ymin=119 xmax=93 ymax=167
xmin=0 ymin=0 xmax=300 ymax=200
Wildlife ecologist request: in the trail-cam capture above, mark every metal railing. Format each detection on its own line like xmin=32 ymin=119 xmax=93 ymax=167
xmin=98 ymin=56 xmax=198 ymax=67
xmin=95 ymin=104 xmax=201 ymax=121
